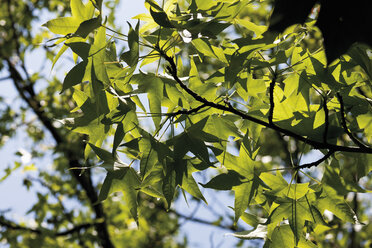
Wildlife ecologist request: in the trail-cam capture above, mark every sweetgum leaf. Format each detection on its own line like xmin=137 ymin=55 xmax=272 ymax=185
xmin=61 ymin=60 xmax=87 ymax=93
xmin=150 ymin=8 xmax=174 ymax=28
xmin=75 ymin=17 xmax=101 ymax=38
xmin=200 ymin=170 xmax=243 ymax=190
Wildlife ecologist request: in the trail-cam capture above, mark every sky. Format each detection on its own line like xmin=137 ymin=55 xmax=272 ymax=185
xmin=0 ymin=1 xmax=245 ymax=247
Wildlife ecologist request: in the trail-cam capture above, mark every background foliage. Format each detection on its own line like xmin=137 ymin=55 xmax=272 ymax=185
xmin=1 ymin=0 xmax=372 ymax=247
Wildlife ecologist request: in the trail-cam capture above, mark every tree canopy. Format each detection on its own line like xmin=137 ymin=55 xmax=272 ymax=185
xmin=0 ymin=1 xmax=184 ymax=247
xmin=2 ymin=0 xmax=372 ymax=247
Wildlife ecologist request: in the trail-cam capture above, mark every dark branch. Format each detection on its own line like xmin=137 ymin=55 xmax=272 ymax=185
xmin=268 ymin=74 xmax=276 ymax=125
xmin=56 ymin=223 xmax=95 ymax=236
xmin=0 ymin=216 xmax=94 ymax=236
xmin=296 ymin=150 xmax=334 ymax=169
xmin=4 ymin=3 xmax=115 ymax=244
xmin=0 ymin=216 xmax=40 ymax=234
xmin=0 ymin=76 xmax=11 ymax=81
xmin=160 ymin=50 xmax=372 ymax=154
xmin=336 ymin=93 xmax=370 ymax=149
xmin=165 ymin=104 xmax=208 ymax=116
xmin=323 ymin=97 xmax=329 ymax=144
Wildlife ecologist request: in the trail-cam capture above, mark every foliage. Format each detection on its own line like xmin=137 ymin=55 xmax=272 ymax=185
xmin=0 ymin=1 xmax=185 ymax=247
xmin=3 ymin=0 xmax=372 ymax=247
xmin=44 ymin=0 xmax=372 ymax=247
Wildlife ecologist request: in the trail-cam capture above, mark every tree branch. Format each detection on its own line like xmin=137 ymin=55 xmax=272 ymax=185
xmin=323 ymin=97 xmax=329 ymax=144
xmin=0 ymin=76 xmax=11 ymax=81
xmin=3 ymin=3 xmax=115 ymax=244
xmin=160 ymin=50 xmax=372 ymax=154
xmin=0 ymin=216 xmax=40 ymax=234
xmin=169 ymin=209 xmax=238 ymax=231
xmin=268 ymin=73 xmax=276 ymax=125
xmin=296 ymin=150 xmax=334 ymax=169
xmin=336 ymin=93 xmax=370 ymax=149
xmin=0 ymin=216 xmax=94 ymax=237
xmin=165 ymin=104 xmax=208 ymax=117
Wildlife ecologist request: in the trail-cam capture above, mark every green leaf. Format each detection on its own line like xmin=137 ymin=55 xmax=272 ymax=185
xmin=61 ymin=60 xmax=88 ymax=93
xmin=218 ymin=147 xmax=255 ymax=179
xmin=90 ymin=26 xmax=110 ymax=85
xmin=162 ymin=163 xmax=176 ymax=208
xmin=226 ymin=224 xmax=267 ymax=240
xmin=246 ymin=76 xmax=267 ymax=98
xmin=315 ymin=185 xmax=358 ymax=223
xmin=191 ymin=38 xmax=217 ymax=59
xmin=193 ymin=0 xmax=217 ymax=10
xmin=51 ymin=43 xmax=68 ymax=69
xmin=98 ymin=167 xmax=140 ymax=223
xmin=70 ymin=90 xmax=112 ymax=159
xmin=225 ymin=50 xmax=249 ymax=85
xmin=347 ymin=45 xmax=372 ymax=82
xmin=240 ymin=212 xmax=266 ymax=228
xmin=75 ymin=17 xmax=102 ymax=38
xmin=120 ymin=22 xmax=139 ymax=67
xmin=260 ymin=172 xmax=287 ymax=195
xmin=43 ymin=17 xmax=80 ymax=35
xmin=138 ymin=137 xmax=158 ymax=177
xmin=267 ymin=225 xmax=316 ymax=248
xmin=113 ymin=123 xmax=124 ymax=154
xmin=241 ymin=125 xmax=262 ymax=160
xmin=322 ymin=161 xmax=366 ymax=195
xmin=205 ymin=114 xmax=242 ymax=141
xmin=98 ymin=170 xmax=128 ymax=203
xmin=260 ymin=172 xmax=312 ymax=199
xmin=313 ymin=107 xmax=325 ymax=129
xmin=185 ymin=132 xmax=211 ymax=164
xmin=141 ymin=164 xmax=163 ymax=189
xmin=88 ymin=143 xmax=114 ymax=163
xmin=188 ymin=57 xmax=218 ymax=101
xmin=235 ymin=19 xmax=267 ymax=37
xmin=180 ymin=169 xmax=207 ymax=203
xmin=66 ymin=42 xmax=91 ymax=60
xmin=71 ymin=0 xmax=95 ymax=21
xmin=101 ymin=99 xmax=136 ymax=124
xmin=130 ymin=73 xmax=163 ymax=129
xmin=200 ymin=170 xmax=243 ymax=190
xmin=233 ymin=181 xmax=254 ymax=223
xmin=200 ymin=22 xmax=231 ymax=39
xmin=149 ymin=8 xmax=174 ymax=28
xmin=145 ymin=0 xmax=163 ymax=12
xmin=233 ymin=175 xmax=262 ymax=223
xmin=288 ymin=200 xmax=313 ymax=245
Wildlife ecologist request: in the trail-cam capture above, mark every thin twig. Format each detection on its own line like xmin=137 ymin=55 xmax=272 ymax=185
xmin=296 ymin=150 xmax=334 ymax=169
xmin=168 ymin=209 xmax=237 ymax=231
xmin=0 ymin=76 xmax=11 ymax=81
xmin=165 ymin=104 xmax=208 ymax=117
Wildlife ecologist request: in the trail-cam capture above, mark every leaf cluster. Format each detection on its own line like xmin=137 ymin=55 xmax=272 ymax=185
xmin=44 ymin=0 xmax=372 ymax=247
